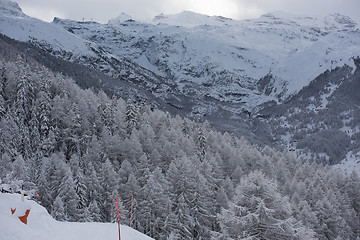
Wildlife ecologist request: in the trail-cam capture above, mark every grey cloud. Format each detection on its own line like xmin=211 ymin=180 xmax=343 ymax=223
xmin=14 ymin=0 xmax=360 ymax=24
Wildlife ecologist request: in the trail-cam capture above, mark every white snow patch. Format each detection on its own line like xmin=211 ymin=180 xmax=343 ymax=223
xmin=335 ymin=151 xmax=360 ymax=175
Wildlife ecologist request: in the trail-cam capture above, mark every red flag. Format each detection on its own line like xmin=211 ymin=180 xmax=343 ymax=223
xmin=116 ymin=197 xmax=121 ymax=240
xmin=130 ymin=194 xmax=134 ymax=228
xmin=18 ymin=209 xmax=30 ymax=225
xmin=116 ymin=197 xmax=120 ymax=220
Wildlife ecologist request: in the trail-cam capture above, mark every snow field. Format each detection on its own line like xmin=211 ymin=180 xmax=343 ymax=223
xmin=0 ymin=192 xmax=154 ymax=240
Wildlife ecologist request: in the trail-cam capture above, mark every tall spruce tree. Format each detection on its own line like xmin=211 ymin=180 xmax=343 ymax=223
xmin=99 ymin=159 xmax=119 ymax=222
xmin=218 ymin=171 xmax=313 ymax=240
xmin=125 ymin=99 xmax=139 ymax=135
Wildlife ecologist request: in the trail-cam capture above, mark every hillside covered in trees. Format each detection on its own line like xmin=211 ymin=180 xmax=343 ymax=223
xmin=0 ymin=37 xmax=360 ymax=239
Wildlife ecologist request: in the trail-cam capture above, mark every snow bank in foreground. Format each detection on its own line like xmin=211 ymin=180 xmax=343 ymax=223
xmin=0 ymin=192 xmax=154 ymax=240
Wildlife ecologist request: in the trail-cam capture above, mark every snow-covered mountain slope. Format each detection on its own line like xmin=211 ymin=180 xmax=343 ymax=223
xmin=52 ymin=10 xmax=360 ymax=110
xmin=257 ymin=61 xmax=360 ymax=166
xmin=1 ymin=0 xmax=360 ymax=168
xmin=2 ymin=0 xmax=359 ymax=112
xmin=0 ymin=0 xmax=94 ymax=59
xmin=0 ymin=0 xmax=175 ymax=104
xmin=0 ymin=192 xmax=154 ymax=240
xmin=335 ymin=151 xmax=360 ymax=175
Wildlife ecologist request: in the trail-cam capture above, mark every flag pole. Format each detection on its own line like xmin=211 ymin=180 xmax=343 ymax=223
xmin=116 ymin=197 xmax=121 ymax=240
xmin=130 ymin=194 xmax=134 ymax=228
xmin=21 ymin=185 xmax=24 ymax=202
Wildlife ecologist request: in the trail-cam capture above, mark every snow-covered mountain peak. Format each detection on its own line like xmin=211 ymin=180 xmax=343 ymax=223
xmin=0 ymin=0 xmax=24 ymax=18
xmin=260 ymin=11 xmax=305 ymax=20
xmin=0 ymin=0 xmax=95 ymax=58
xmin=108 ymin=13 xmax=135 ymax=25
xmin=151 ymin=11 xmax=232 ymax=27
xmin=255 ymin=11 xmax=357 ymax=31
xmin=324 ymin=13 xmax=357 ymax=29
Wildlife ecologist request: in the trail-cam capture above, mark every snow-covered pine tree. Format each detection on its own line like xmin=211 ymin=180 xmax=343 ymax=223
xmin=88 ymin=199 xmax=101 ymax=222
xmin=218 ymin=170 xmax=313 ymax=240
xmin=192 ymin=172 xmax=215 ymax=239
xmin=28 ymin=106 xmax=41 ymax=184
xmin=37 ymin=80 xmax=52 ymax=141
xmin=0 ymin=65 xmax=6 ymax=119
xmin=346 ymin=171 xmax=360 ymax=214
xmin=99 ymin=159 xmax=119 ymax=222
xmin=294 ymin=200 xmax=319 ymax=232
xmin=122 ymin=173 xmax=140 ymax=228
xmin=56 ymin=160 xmax=80 ymax=221
xmin=37 ymin=156 xmax=55 ymax=209
xmin=99 ymin=95 xmax=117 ymax=135
xmin=11 ymin=154 xmax=29 ymax=183
xmin=140 ymin=168 xmax=171 ymax=239
xmin=51 ymin=195 xmax=67 ymax=221
xmin=125 ymin=99 xmax=139 ymax=135
xmin=84 ymin=162 xmax=101 ymax=206
xmin=173 ymin=193 xmax=194 ymax=239
xmin=14 ymin=70 xmax=34 ymax=159
xmin=69 ymin=155 xmax=88 ymax=221
xmin=0 ymin=93 xmax=5 ymax=120
xmin=197 ymin=125 xmax=207 ymax=161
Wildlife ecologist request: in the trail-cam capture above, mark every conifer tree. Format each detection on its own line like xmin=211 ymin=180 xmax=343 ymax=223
xmin=14 ymin=72 xmax=33 ymax=159
xmin=192 ymin=173 xmax=214 ymax=239
xmin=313 ymin=198 xmax=343 ymax=239
xmin=88 ymin=199 xmax=102 ymax=222
xmin=37 ymin=84 xmax=52 ymax=140
xmin=346 ymin=171 xmax=360 ymax=214
xmin=0 ymin=153 xmax=12 ymax=180
xmin=125 ymin=99 xmax=139 ymax=134
xmin=0 ymin=66 xmax=6 ymax=118
xmin=197 ymin=126 xmax=207 ymax=161
xmin=51 ymin=195 xmax=67 ymax=221
xmin=121 ymin=173 xmax=140 ymax=224
xmin=99 ymin=159 xmax=118 ymax=222
xmin=140 ymin=169 xmax=171 ymax=239
xmin=11 ymin=154 xmax=29 ymax=183
xmin=70 ymin=156 xmax=88 ymax=221
xmin=57 ymin=162 xmax=80 ymax=221
xmin=0 ymin=65 xmax=7 ymax=115
xmin=173 ymin=193 xmax=194 ymax=240
xmin=84 ymin=162 xmax=101 ymax=205
xmin=0 ymin=94 xmax=5 ymax=120
xmin=37 ymin=157 xmax=55 ymax=209
xmin=295 ymin=200 xmax=319 ymax=231
xmin=218 ymin=171 xmax=311 ymax=240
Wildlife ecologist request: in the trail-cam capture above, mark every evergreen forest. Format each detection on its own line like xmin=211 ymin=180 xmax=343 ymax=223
xmin=1 ymin=37 xmax=360 ymax=240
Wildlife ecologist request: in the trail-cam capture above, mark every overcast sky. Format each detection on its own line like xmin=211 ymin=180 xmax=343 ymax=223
xmin=13 ymin=0 xmax=360 ymax=24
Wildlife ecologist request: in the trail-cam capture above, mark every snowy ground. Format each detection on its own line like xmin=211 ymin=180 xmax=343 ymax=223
xmin=0 ymin=192 xmax=154 ymax=240
xmin=334 ymin=151 xmax=360 ymax=175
